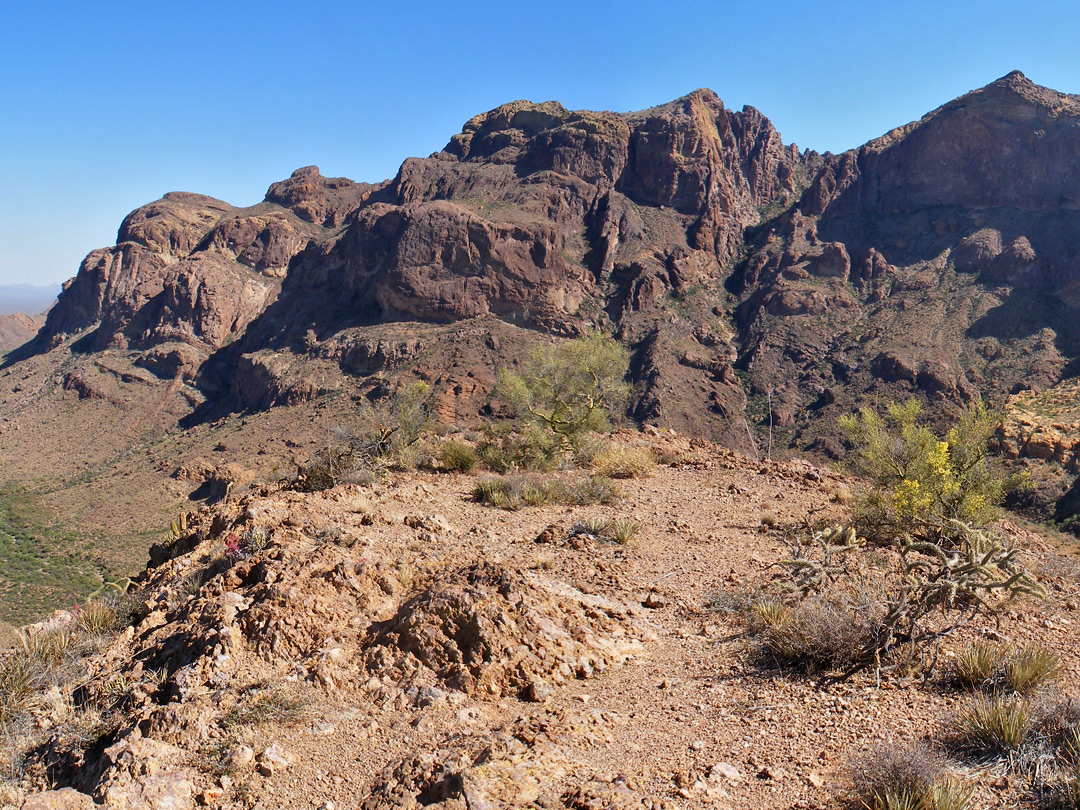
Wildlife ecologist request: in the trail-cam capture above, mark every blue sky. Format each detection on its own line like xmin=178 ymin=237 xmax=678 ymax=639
xmin=2 ymin=0 xmax=1080 ymax=288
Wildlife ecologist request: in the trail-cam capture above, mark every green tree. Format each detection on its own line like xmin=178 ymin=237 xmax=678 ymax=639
xmin=496 ymin=330 xmax=631 ymax=444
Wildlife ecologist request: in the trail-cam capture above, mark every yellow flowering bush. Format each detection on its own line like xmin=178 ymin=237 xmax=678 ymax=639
xmin=838 ymin=399 xmax=1027 ymax=544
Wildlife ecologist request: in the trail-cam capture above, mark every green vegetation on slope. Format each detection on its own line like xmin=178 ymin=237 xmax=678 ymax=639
xmin=0 ymin=484 xmax=107 ymax=629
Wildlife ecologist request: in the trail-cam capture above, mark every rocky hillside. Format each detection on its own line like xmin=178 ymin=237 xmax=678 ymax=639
xmin=4 ymin=435 xmax=1079 ymax=810
xmin=0 ymin=313 xmax=44 ymax=356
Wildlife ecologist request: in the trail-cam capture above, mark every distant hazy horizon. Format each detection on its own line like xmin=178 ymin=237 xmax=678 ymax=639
xmin=0 ymin=284 xmax=60 ymax=317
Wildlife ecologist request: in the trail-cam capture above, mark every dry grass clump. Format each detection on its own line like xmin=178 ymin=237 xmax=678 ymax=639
xmin=591 ymin=444 xmax=656 ymax=479
xmin=439 ymin=440 xmax=478 ymax=473
xmin=220 ymin=682 xmax=311 ymax=732
xmin=760 ymin=590 xmax=884 ymax=675
xmin=567 ymin=516 xmax=640 ymax=546
xmin=1005 ymin=645 xmax=1062 ymax=694
xmin=952 ymin=641 xmax=1061 ymax=694
xmin=954 ymin=694 xmax=1034 ymax=756
xmin=953 ymin=641 xmax=1011 ymax=689
xmin=610 ymin=517 xmax=641 ymax=546
xmin=76 ymin=599 xmax=121 ymax=636
xmin=471 ymin=477 xmax=557 ymax=510
xmin=0 ymin=652 xmax=41 ymax=723
xmin=473 ymin=475 xmax=621 ymax=510
xmin=849 ymin=742 xmax=970 ymax=810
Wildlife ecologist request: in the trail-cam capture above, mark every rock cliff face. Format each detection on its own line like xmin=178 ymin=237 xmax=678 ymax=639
xmin=15 ymin=73 xmax=1080 ymax=489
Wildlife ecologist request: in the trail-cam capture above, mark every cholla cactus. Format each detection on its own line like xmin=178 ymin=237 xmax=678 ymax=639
xmin=778 ymin=524 xmax=864 ymax=595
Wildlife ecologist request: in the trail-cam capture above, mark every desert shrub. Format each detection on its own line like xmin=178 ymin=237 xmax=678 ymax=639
xmin=440 ymin=440 xmax=478 ymax=473
xmin=954 ymin=694 xmax=1034 ymax=755
xmin=1005 ymin=645 xmax=1062 ymax=694
xmin=759 ymin=510 xmax=780 ymax=531
xmin=477 ymin=421 xmax=564 ymax=472
xmin=591 ymin=444 xmax=656 ymax=479
xmin=762 ymin=589 xmax=884 ymax=674
xmin=296 ymin=381 xmax=433 ymax=491
xmin=496 ymin=330 xmax=630 ymax=446
xmin=0 ymin=652 xmax=40 ymax=723
xmin=748 ymin=521 xmax=1044 ymax=683
xmin=839 ymin=400 xmax=1027 ymax=545
xmin=848 ymin=742 xmax=971 ymax=810
xmin=954 ymin=641 xmax=1011 ymax=689
xmin=563 ymin=475 xmax=621 ymax=506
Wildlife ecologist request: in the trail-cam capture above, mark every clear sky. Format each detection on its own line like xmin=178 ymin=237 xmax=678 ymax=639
xmin=3 ymin=0 xmax=1080 ymax=287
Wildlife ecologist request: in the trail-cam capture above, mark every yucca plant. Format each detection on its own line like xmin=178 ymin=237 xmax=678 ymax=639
xmin=610 ymin=517 xmax=641 ymax=546
xmin=0 ymin=653 xmax=40 ymax=723
xmin=955 ymin=695 xmax=1033 ymax=755
xmin=953 ymin=641 xmax=1010 ymax=689
xmin=1004 ymin=645 xmax=1061 ymax=694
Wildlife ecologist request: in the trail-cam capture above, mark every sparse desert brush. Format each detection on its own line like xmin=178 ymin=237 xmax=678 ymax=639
xmin=474 ymin=474 xmax=620 ymax=510
xmin=954 ymin=641 xmax=1011 ymax=690
xmin=762 ymin=590 xmax=883 ymax=674
xmin=839 ymin=399 xmax=1029 ymax=546
xmin=439 ymin=440 xmax=478 ymax=473
xmin=954 ymin=694 xmax=1033 ymax=756
xmin=570 ymin=517 xmax=613 ymax=538
xmin=591 ymin=444 xmax=656 ymax=479
xmin=848 ymin=742 xmax=968 ymax=810
xmin=220 ymin=682 xmax=311 ymax=731
xmin=0 ymin=652 xmax=40 ymax=723
xmin=563 ymin=475 xmax=621 ymax=506
xmin=1061 ymin=757 xmax=1080 ymax=809
xmin=296 ymin=381 xmax=434 ymax=490
xmin=832 ymin=484 xmax=854 ymax=506
xmin=610 ymin=517 xmax=641 ymax=546
xmin=531 ymin=553 xmax=555 ymax=571
xmin=1005 ymin=645 xmax=1062 ymax=694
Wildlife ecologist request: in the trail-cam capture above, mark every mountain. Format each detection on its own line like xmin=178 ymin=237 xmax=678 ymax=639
xmin=3 ymin=71 xmax=1080 ymax=561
